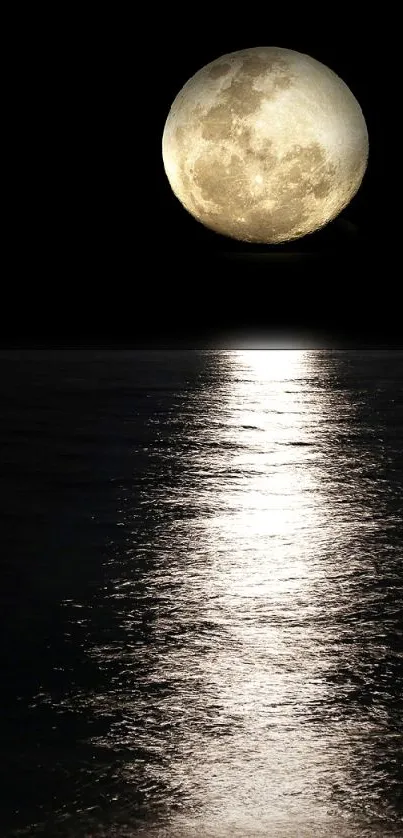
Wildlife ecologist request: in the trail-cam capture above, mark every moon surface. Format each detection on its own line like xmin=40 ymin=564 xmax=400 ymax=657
xmin=162 ymin=47 xmax=369 ymax=244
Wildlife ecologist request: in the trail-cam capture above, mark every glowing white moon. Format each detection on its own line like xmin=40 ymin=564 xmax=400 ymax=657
xmin=162 ymin=47 xmax=369 ymax=244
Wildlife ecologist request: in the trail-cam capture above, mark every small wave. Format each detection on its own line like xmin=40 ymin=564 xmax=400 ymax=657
xmin=240 ymin=425 xmax=263 ymax=431
xmin=284 ymin=441 xmax=312 ymax=447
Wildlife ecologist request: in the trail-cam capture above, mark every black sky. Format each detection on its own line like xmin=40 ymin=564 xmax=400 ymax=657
xmin=9 ymin=14 xmax=397 ymax=348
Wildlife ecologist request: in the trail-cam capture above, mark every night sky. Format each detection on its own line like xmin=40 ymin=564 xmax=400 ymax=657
xmin=9 ymin=14 xmax=396 ymax=349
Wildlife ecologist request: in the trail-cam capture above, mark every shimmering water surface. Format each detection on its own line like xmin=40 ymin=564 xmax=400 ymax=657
xmin=1 ymin=350 xmax=402 ymax=837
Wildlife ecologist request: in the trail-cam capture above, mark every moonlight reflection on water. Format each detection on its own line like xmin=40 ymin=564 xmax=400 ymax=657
xmin=1 ymin=350 xmax=402 ymax=837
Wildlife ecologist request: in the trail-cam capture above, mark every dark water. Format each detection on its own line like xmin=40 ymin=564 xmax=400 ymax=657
xmin=1 ymin=349 xmax=402 ymax=837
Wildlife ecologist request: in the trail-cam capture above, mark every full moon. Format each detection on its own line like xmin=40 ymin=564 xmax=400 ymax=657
xmin=162 ymin=47 xmax=369 ymax=244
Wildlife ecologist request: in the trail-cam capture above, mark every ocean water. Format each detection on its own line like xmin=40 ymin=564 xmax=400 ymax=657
xmin=0 ymin=349 xmax=402 ymax=837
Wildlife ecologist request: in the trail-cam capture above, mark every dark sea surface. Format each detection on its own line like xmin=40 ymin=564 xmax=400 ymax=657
xmin=0 ymin=349 xmax=402 ymax=837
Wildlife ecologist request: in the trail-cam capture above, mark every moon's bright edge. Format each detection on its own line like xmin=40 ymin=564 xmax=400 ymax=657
xmin=162 ymin=47 xmax=369 ymax=244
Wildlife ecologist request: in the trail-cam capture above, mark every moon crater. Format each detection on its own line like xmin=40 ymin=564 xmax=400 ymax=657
xmin=163 ymin=47 xmax=368 ymax=243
